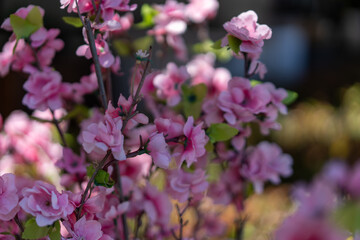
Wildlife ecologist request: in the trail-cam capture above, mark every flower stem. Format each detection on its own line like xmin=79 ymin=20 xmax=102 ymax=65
xmin=50 ymin=109 xmax=67 ymax=147
xmin=77 ymin=151 xmax=111 ymax=219
xmin=113 ymin=163 xmax=129 ymax=240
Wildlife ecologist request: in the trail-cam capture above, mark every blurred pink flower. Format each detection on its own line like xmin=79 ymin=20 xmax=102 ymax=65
xmin=0 ymin=173 xmax=20 ymax=221
xmin=143 ymin=184 xmax=172 ymax=227
xmin=19 ymin=180 xmax=74 ymax=226
xmin=241 ymin=141 xmax=292 ymax=193
xmin=65 ymin=216 xmax=104 ymax=240
xmin=166 ymin=169 xmax=208 ymax=202
xmin=153 ymin=62 xmax=189 ymax=106
xmin=147 ymin=132 xmax=171 ymax=169
xmin=275 ymin=213 xmax=347 ymax=240
xmin=56 ymin=148 xmax=87 ymax=174
xmin=185 ymin=0 xmax=218 ymax=23
xmin=222 ymin=10 xmax=272 ymax=54
xmin=1 ymin=5 xmax=45 ymax=32
xmin=22 ymin=68 xmax=67 ymax=111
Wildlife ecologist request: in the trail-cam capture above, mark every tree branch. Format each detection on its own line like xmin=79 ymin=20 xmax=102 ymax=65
xmin=76 ymin=151 xmax=111 ymax=219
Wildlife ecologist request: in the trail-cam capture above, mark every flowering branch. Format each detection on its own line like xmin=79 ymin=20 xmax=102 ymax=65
xmin=74 ymin=0 xmax=108 ymax=109
xmin=122 ymin=47 xmax=152 ymax=131
xmin=76 ymin=150 xmax=111 ymax=219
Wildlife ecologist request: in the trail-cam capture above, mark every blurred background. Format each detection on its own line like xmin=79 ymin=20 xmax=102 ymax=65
xmin=1 ymin=0 xmax=360 ymax=187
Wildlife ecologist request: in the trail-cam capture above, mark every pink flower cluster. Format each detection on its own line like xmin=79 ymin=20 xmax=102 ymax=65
xmin=0 ymin=5 xmax=64 ymax=75
xmin=0 ymin=4 xmax=300 ymax=240
xmin=214 ymin=77 xmax=288 ymax=134
xmin=149 ymin=0 xmax=219 ymax=60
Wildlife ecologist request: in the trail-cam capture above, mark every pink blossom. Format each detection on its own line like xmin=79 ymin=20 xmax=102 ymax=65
xmin=150 ymin=0 xmax=187 ymax=37
xmin=66 ymin=216 xmax=104 ymax=240
xmin=1 ymin=5 xmax=45 ymax=32
xmin=95 ymin=13 xmax=134 ymax=33
xmin=248 ymin=59 xmax=267 ymax=79
xmin=98 ymin=0 xmax=137 ymax=21
xmin=155 ymin=117 xmax=184 ymax=140
xmin=222 ymin=10 xmax=272 ymax=54
xmin=293 ymin=180 xmax=337 ymax=218
xmin=56 ymin=148 xmax=87 ymax=174
xmin=275 ymin=213 xmax=347 ymax=240
xmin=4 ymin=110 xmax=62 ymax=163
xmin=166 ymin=169 xmax=208 ymax=202
xmin=153 ymin=62 xmax=189 ymax=106
xmin=345 ymin=162 xmax=360 ymax=198
xmin=119 ymin=155 xmax=152 ymax=181
xmin=173 ymin=117 xmax=208 ymax=167
xmin=200 ymin=213 xmax=226 ymax=237
xmin=106 ymin=95 xmax=148 ymax=132
xmin=34 ymin=28 xmax=64 ymax=67
xmin=240 ymin=141 xmax=292 ymax=193
xmin=22 ymin=68 xmax=67 ymax=111
xmin=217 ymin=77 xmax=272 ymax=125
xmin=0 ymin=39 xmax=34 ymax=75
xmin=166 ymin=34 xmax=188 ymax=61
xmin=185 ymin=0 xmax=219 ymax=23
xmin=19 ymin=181 xmax=75 ymax=226
xmin=147 ymin=132 xmax=171 ymax=169
xmin=76 ymin=34 xmax=115 ymax=68
xmin=187 ymin=53 xmax=216 ymax=86
xmin=0 ymin=173 xmax=20 ymax=221
xmin=133 ymin=184 xmax=172 ymax=227
xmin=81 ymin=111 xmax=126 ymax=161
xmin=0 ymin=40 xmax=16 ymax=77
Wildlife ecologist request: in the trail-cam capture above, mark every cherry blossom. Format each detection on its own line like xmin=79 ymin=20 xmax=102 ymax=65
xmin=222 ymin=10 xmax=272 ymax=54
xmin=0 ymin=173 xmax=19 ymax=221
xmin=19 ymin=181 xmax=74 ymax=226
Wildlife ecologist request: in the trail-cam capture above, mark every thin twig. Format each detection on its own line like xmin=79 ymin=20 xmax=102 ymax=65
xmin=84 ymin=17 xmax=108 ymax=109
xmin=76 ymin=151 xmax=111 ymax=219
xmin=173 ymin=198 xmax=192 ymax=240
xmin=235 ymin=217 xmax=247 ymax=240
xmin=134 ymin=211 xmax=144 ymax=239
xmin=74 ymin=0 xmax=107 ymax=109
xmin=113 ymin=163 xmax=129 ymax=240
xmin=122 ymin=47 xmax=152 ymax=131
xmin=50 ymin=109 xmax=67 ymax=147
xmin=14 ymin=215 xmax=24 ymax=234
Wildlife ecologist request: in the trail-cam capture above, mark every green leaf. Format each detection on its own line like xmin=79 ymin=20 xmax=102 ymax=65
xmin=181 ymin=83 xmax=207 ymax=120
xmin=192 ymin=40 xmax=232 ymax=62
xmin=334 ymin=201 xmax=360 ymax=233
xmin=22 ymin=218 xmax=51 ymax=239
xmin=250 ymin=79 xmax=262 ymax=86
xmin=133 ymin=36 xmax=153 ymax=51
xmin=282 ymin=90 xmax=298 ymax=105
xmin=10 ymin=6 xmax=43 ymax=40
xmin=62 ymin=16 xmax=83 ymax=28
xmin=207 ymin=163 xmax=222 ymax=182
xmin=87 ymin=166 xmax=114 ymax=188
xmin=212 ymin=39 xmax=222 ymax=50
xmin=113 ymin=39 xmax=131 ymax=56
xmin=48 ymin=221 xmax=61 ymax=240
xmin=136 ymin=4 xmax=159 ymax=29
xmin=206 ymin=123 xmax=239 ymax=143
xmin=227 ymin=35 xmax=242 ymax=55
